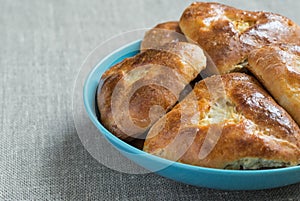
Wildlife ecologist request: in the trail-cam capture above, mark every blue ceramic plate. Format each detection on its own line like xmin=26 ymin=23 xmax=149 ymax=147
xmin=83 ymin=40 xmax=300 ymax=190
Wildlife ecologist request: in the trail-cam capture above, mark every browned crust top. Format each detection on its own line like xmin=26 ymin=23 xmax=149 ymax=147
xmin=179 ymin=2 xmax=300 ymax=74
xmin=141 ymin=21 xmax=187 ymax=51
xmin=144 ymin=73 xmax=300 ymax=169
xmin=248 ymin=44 xmax=300 ymax=125
xmin=97 ymin=42 xmax=206 ymax=141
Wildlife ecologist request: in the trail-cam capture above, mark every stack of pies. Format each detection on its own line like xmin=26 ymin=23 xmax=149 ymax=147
xmin=97 ymin=2 xmax=300 ymax=169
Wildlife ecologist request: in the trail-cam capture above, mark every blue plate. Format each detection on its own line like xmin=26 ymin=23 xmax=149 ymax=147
xmin=83 ymin=40 xmax=300 ymax=190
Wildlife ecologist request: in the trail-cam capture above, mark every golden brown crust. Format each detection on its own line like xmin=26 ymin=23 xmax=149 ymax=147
xmin=248 ymin=44 xmax=300 ymax=126
xmin=153 ymin=21 xmax=183 ymax=34
xmin=141 ymin=21 xmax=187 ymax=51
xmin=179 ymin=2 xmax=300 ymax=74
xmin=97 ymin=42 xmax=206 ymax=141
xmin=143 ymin=73 xmax=300 ymax=169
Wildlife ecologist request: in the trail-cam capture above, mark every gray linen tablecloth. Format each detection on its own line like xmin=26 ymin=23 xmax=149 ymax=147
xmin=1 ymin=0 xmax=300 ymax=200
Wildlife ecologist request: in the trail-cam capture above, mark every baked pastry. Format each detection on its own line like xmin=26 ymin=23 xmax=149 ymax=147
xmin=142 ymin=21 xmax=218 ymax=79
xmin=143 ymin=73 xmax=300 ymax=169
xmin=179 ymin=2 xmax=300 ymax=74
xmin=248 ymin=44 xmax=300 ymax=126
xmin=97 ymin=42 xmax=206 ymax=141
xmin=140 ymin=21 xmax=186 ymax=51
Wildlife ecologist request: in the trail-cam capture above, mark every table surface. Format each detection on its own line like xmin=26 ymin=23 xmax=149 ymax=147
xmin=2 ymin=0 xmax=300 ymax=200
